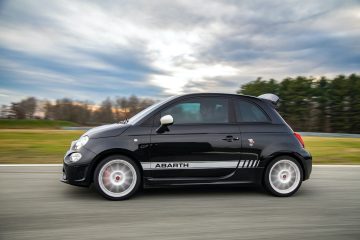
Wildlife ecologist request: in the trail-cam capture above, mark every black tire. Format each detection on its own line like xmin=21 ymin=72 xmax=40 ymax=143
xmin=263 ymin=156 xmax=303 ymax=197
xmin=93 ymin=155 xmax=141 ymax=200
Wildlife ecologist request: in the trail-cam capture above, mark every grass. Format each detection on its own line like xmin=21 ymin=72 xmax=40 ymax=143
xmin=0 ymin=130 xmax=84 ymax=164
xmin=303 ymin=137 xmax=360 ymax=164
xmin=0 ymin=130 xmax=359 ymax=164
xmin=0 ymin=119 xmax=78 ymax=129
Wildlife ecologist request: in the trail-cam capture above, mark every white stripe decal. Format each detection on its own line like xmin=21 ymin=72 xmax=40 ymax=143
xmin=239 ymin=160 xmax=245 ymax=168
xmin=1 ymin=164 xmax=359 ymax=168
xmin=242 ymin=160 xmax=247 ymax=168
xmin=244 ymin=160 xmax=248 ymax=168
xmin=247 ymin=160 xmax=252 ymax=168
xmin=141 ymin=162 xmax=151 ymax=170
xmin=238 ymin=159 xmax=260 ymax=168
xmin=251 ymin=160 xmax=255 ymax=167
xmin=140 ymin=155 xmax=263 ymax=170
xmin=250 ymin=160 xmax=254 ymax=168
xmin=141 ymin=161 xmax=239 ymax=170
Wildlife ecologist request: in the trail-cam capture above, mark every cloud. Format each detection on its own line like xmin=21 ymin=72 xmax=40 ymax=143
xmin=0 ymin=0 xmax=359 ymax=105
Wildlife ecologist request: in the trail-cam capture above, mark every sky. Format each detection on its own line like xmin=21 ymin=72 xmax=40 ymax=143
xmin=0 ymin=0 xmax=359 ymax=105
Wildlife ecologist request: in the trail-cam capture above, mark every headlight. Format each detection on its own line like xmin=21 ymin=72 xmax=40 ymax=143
xmin=74 ymin=135 xmax=89 ymax=150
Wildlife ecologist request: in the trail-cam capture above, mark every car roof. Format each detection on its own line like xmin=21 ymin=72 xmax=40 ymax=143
xmin=176 ymin=92 xmax=261 ymax=101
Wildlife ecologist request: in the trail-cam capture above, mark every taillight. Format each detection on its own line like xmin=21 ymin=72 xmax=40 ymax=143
xmin=294 ymin=132 xmax=305 ymax=148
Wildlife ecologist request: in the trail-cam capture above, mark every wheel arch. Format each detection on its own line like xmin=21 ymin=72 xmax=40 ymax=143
xmin=88 ymin=148 xmax=144 ymax=184
xmin=260 ymin=152 xmax=305 ymax=184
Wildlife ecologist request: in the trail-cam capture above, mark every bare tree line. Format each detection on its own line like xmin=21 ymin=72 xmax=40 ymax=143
xmin=0 ymin=95 xmax=156 ymax=125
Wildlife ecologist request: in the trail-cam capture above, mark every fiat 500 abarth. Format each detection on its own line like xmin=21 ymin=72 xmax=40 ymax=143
xmin=61 ymin=93 xmax=312 ymax=200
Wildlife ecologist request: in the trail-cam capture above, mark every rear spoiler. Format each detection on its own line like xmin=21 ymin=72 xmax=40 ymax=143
xmin=258 ymin=93 xmax=280 ymax=107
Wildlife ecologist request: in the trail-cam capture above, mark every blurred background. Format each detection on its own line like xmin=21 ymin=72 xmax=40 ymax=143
xmin=0 ymin=0 xmax=360 ymax=163
xmin=0 ymin=0 xmax=359 ymax=165
xmin=0 ymin=0 xmax=360 ymax=158
xmin=1 ymin=1 xmax=360 ymax=240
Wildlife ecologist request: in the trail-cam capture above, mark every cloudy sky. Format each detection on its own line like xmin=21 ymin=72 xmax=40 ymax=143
xmin=0 ymin=0 xmax=359 ymax=105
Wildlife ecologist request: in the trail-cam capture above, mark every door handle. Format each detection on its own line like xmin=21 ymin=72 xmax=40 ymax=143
xmin=222 ymin=136 xmax=239 ymax=142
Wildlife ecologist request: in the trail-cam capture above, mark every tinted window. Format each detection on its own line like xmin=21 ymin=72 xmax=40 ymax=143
xmin=235 ymin=100 xmax=270 ymax=122
xmin=161 ymin=97 xmax=229 ymax=124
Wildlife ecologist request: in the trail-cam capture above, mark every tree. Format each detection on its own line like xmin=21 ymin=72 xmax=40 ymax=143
xmin=237 ymin=77 xmax=279 ymax=96
xmin=313 ymin=77 xmax=330 ymax=132
xmin=278 ymin=77 xmax=314 ymax=131
xmin=236 ymin=73 xmax=360 ymax=133
xmin=0 ymin=105 xmax=10 ymax=118
xmin=347 ymin=74 xmax=360 ymax=132
xmin=115 ymin=97 xmax=129 ymax=120
xmin=115 ymin=95 xmax=156 ymax=121
xmin=23 ymin=97 xmax=37 ymax=118
xmin=94 ymin=98 xmax=114 ymax=123
xmin=10 ymin=97 xmax=37 ymax=119
xmin=10 ymin=102 xmax=26 ymax=119
xmin=328 ymin=75 xmax=350 ymax=132
xmin=128 ymin=95 xmax=140 ymax=116
xmin=44 ymin=99 xmax=92 ymax=124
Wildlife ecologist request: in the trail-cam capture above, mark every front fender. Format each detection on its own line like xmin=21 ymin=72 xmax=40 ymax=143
xmin=83 ymin=126 xmax=152 ymax=182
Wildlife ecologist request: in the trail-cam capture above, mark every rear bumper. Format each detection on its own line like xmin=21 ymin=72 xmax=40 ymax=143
xmin=295 ymin=150 xmax=312 ymax=180
xmin=303 ymin=157 xmax=312 ymax=180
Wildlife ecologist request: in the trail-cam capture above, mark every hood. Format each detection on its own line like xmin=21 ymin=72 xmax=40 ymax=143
xmin=84 ymin=123 xmax=131 ymax=139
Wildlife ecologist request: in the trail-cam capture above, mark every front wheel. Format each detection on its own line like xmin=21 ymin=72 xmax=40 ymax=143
xmin=94 ymin=155 xmax=141 ymax=200
xmin=264 ymin=156 xmax=303 ymax=197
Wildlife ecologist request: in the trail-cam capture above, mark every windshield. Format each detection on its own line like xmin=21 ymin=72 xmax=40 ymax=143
xmin=127 ymin=96 xmax=177 ymax=125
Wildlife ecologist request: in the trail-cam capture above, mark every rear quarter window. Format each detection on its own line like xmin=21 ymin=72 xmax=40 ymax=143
xmin=235 ymin=100 xmax=270 ymax=123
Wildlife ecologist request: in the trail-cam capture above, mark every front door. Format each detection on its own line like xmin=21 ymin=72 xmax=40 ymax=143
xmin=148 ymin=96 xmax=242 ymax=179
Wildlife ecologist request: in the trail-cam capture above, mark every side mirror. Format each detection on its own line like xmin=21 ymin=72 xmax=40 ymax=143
xmin=156 ymin=115 xmax=173 ymax=133
xmin=160 ymin=115 xmax=173 ymax=125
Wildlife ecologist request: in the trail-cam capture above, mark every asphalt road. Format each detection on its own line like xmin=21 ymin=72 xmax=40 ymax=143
xmin=0 ymin=165 xmax=359 ymax=240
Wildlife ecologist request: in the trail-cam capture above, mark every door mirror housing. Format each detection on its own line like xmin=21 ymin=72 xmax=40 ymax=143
xmin=160 ymin=115 xmax=173 ymax=125
xmin=157 ymin=115 xmax=173 ymax=133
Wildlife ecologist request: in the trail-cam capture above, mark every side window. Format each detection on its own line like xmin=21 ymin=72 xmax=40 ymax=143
xmin=161 ymin=97 xmax=229 ymax=124
xmin=235 ymin=100 xmax=270 ymax=122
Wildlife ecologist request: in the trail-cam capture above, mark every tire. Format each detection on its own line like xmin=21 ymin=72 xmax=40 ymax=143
xmin=93 ymin=155 xmax=141 ymax=200
xmin=263 ymin=156 xmax=303 ymax=197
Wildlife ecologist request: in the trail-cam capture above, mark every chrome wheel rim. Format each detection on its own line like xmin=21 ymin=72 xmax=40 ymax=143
xmin=98 ymin=160 xmax=137 ymax=198
xmin=269 ymin=160 xmax=300 ymax=194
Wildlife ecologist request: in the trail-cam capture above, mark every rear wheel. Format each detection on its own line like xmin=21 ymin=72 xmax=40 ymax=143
xmin=94 ymin=155 xmax=141 ymax=200
xmin=264 ymin=156 xmax=303 ymax=197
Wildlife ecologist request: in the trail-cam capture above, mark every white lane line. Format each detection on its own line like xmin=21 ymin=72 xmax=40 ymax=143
xmin=0 ymin=164 xmax=63 ymax=167
xmin=313 ymin=165 xmax=360 ymax=168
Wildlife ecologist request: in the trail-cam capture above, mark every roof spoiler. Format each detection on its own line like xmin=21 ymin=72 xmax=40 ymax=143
xmin=258 ymin=93 xmax=280 ymax=107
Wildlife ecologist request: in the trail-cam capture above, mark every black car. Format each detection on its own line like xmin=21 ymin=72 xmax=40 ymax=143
xmin=61 ymin=93 xmax=312 ymax=200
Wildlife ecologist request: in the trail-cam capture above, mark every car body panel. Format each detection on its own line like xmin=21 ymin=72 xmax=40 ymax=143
xmin=148 ymin=124 xmax=241 ymax=179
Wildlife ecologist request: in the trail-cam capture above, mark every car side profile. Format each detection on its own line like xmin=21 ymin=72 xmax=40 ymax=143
xmin=61 ymin=93 xmax=312 ymax=200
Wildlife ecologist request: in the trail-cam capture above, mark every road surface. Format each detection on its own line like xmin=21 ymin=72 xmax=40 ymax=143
xmin=0 ymin=165 xmax=359 ymax=240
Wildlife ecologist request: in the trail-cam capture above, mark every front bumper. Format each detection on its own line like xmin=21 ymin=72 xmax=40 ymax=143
xmin=61 ymin=147 xmax=97 ymax=187
xmin=61 ymin=163 xmax=92 ymax=186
